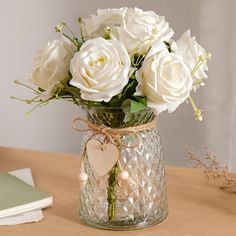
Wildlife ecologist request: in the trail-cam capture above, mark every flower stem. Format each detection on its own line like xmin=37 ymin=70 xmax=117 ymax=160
xmin=107 ymin=162 xmax=119 ymax=221
xmin=188 ymin=96 xmax=197 ymax=111
xmin=14 ymin=80 xmax=40 ymax=94
xmin=24 ymin=99 xmax=49 ymax=116
xmin=191 ymin=53 xmax=211 ymax=76
xmin=61 ymin=22 xmax=76 ymax=39
xmin=77 ymin=17 xmax=85 ymax=42
xmin=10 ymin=95 xmax=41 ymax=104
xmin=188 ymin=95 xmax=203 ymax=121
xmin=62 ymin=33 xmax=78 ymax=47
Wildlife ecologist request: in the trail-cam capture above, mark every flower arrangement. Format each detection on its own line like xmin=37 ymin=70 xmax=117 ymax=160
xmin=13 ymin=7 xmax=211 ymax=121
xmin=13 ymin=7 xmax=212 ymax=229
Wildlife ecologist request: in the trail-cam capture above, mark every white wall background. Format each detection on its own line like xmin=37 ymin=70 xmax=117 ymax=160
xmin=1 ymin=0 xmax=235 ymax=170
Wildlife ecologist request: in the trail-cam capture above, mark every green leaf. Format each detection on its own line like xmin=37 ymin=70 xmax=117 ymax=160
xmin=130 ymin=53 xmax=146 ymax=69
xmin=122 ymin=99 xmax=147 ymax=113
xmin=86 ymin=101 xmax=103 ymax=109
xmin=105 ymin=93 xmax=123 ymax=107
xmin=164 ymin=41 xmax=171 ymax=52
xmin=132 ymin=96 xmax=147 ymax=106
xmin=38 ymin=87 xmax=45 ymax=92
xmin=122 ymin=79 xmax=138 ymax=98
xmin=75 ymin=38 xmax=84 ymax=51
xmin=63 ymin=84 xmax=81 ymax=98
xmin=130 ymin=100 xmax=147 ymax=113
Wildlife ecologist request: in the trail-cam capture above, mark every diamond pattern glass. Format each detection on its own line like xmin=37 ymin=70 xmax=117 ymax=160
xmin=79 ymin=108 xmax=168 ymax=230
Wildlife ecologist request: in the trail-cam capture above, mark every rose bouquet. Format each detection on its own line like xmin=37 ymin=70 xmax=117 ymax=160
xmin=13 ymin=7 xmax=210 ymax=119
xmin=13 ymin=7 xmax=211 ymax=230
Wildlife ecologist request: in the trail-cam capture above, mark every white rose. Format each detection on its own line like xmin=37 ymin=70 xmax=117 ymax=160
xmin=69 ymin=37 xmax=130 ymax=102
xmin=135 ymin=42 xmax=193 ymax=114
xmin=173 ymin=30 xmax=208 ymax=83
xmin=30 ymin=38 xmax=76 ymax=90
xmin=81 ymin=7 xmax=174 ymax=54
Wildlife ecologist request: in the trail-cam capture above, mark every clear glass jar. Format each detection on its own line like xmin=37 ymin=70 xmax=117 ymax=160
xmin=79 ymin=107 xmax=168 ymax=230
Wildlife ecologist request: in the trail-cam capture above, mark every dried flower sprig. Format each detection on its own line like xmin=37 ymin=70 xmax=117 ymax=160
xmin=184 ymin=146 xmax=236 ymax=193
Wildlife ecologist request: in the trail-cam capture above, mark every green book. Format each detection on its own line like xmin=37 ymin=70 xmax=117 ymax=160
xmin=0 ymin=172 xmax=53 ymax=218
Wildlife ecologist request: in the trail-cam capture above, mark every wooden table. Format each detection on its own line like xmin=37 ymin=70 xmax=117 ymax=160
xmin=0 ymin=147 xmax=235 ymax=236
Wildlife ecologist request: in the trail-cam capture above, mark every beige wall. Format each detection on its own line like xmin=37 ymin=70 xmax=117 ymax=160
xmin=1 ymin=0 xmax=235 ymax=170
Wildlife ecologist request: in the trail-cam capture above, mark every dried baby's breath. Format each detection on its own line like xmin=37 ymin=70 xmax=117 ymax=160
xmin=184 ymin=146 xmax=236 ymax=193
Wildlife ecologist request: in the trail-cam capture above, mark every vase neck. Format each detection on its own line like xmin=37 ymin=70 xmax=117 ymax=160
xmin=85 ymin=108 xmax=155 ymax=128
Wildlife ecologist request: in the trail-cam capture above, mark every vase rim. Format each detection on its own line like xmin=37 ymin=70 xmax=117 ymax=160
xmin=81 ymin=105 xmax=152 ymax=112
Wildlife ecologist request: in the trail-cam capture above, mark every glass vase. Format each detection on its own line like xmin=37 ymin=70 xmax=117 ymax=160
xmin=78 ymin=107 xmax=168 ymax=230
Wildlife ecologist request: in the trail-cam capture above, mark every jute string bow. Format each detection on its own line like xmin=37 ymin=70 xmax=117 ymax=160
xmin=72 ymin=117 xmax=157 ymax=148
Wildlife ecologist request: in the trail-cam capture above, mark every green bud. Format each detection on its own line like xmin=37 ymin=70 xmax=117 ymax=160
xmin=77 ymin=17 xmax=82 ymax=23
xmin=104 ymin=26 xmax=112 ymax=40
xmin=55 ymin=24 xmax=63 ymax=32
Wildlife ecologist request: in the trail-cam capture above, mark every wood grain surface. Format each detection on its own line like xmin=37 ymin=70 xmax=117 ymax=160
xmin=0 ymin=146 xmax=235 ymax=236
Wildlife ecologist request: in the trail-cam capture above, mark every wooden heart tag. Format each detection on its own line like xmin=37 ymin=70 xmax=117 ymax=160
xmin=86 ymin=139 xmax=119 ymax=176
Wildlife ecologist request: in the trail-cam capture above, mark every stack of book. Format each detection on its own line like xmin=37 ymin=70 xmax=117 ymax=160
xmin=0 ymin=168 xmax=53 ymax=225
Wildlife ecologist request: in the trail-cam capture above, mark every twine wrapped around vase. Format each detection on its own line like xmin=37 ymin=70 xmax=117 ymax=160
xmin=72 ymin=116 xmax=157 ymax=148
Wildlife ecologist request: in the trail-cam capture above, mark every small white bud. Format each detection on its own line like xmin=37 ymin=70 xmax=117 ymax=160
xmin=198 ymin=116 xmax=203 ymax=122
xmin=195 ymin=108 xmax=203 ymax=122
xmin=78 ymin=172 xmax=88 ymax=182
xmin=192 ymin=86 xmax=197 ymax=93
xmin=119 ymin=170 xmax=129 ymax=180
xmin=55 ymin=24 xmax=63 ymax=32
xmin=199 ymin=55 xmax=206 ymax=61
xmin=200 ymin=82 xmax=205 ymax=86
xmin=206 ymin=52 xmax=212 ymax=60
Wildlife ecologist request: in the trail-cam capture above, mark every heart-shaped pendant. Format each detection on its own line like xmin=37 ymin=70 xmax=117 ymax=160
xmin=86 ymin=139 xmax=119 ymax=176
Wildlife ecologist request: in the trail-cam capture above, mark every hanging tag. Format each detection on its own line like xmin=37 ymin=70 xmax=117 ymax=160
xmin=86 ymin=139 xmax=119 ymax=176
